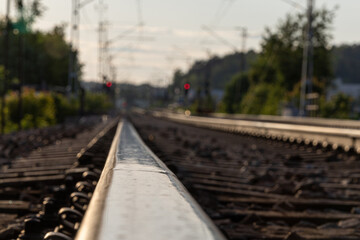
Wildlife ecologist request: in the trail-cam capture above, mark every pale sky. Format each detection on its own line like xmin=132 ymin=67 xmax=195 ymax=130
xmin=1 ymin=0 xmax=359 ymax=86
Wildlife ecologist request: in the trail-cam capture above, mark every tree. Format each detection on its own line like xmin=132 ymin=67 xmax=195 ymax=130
xmin=13 ymin=0 xmax=45 ymax=34
xmin=221 ymin=73 xmax=249 ymax=113
xmin=333 ymin=44 xmax=360 ymax=83
xmin=168 ymin=51 xmax=258 ymax=94
xmin=0 ymin=0 xmax=79 ymax=90
xmin=221 ymin=7 xmax=335 ymax=115
xmin=249 ymin=8 xmax=334 ymax=92
xmin=0 ymin=24 xmax=79 ymax=89
xmin=321 ymin=93 xmax=352 ymax=119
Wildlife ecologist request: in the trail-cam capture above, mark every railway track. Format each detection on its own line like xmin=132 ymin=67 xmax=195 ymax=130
xmin=0 ymin=116 xmax=118 ymax=240
xmin=0 ymin=116 xmax=225 ymax=240
xmin=150 ymin=110 xmax=360 ymax=152
xmin=3 ymin=111 xmax=360 ymax=240
xmin=131 ymin=113 xmax=360 ymax=240
xmin=209 ymin=113 xmax=360 ymax=130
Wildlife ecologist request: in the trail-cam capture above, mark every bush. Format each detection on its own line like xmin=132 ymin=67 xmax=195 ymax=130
xmin=84 ymin=92 xmax=113 ymax=114
xmin=52 ymin=93 xmax=78 ymax=123
xmin=7 ymin=89 xmax=56 ymax=129
xmin=240 ymin=83 xmax=285 ymax=115
xmin=1 ymin=89 xmax=114 ymax=133
xmin=220 ymin=73 xmax=250 ymax=113
xmin=320 ymin=93 xmax=352 ymax=119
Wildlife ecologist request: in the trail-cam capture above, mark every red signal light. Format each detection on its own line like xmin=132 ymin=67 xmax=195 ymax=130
xmin=106 ymin=82 xmax=112 ymax=87
xmin=184 ymin=83 xmax=190 ymax=90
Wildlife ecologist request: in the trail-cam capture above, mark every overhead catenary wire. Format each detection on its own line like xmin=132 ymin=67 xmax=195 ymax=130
xmin=111 ymin=0 xmax=147 ymax=83
xmin=210 ymin=0 xmax=230 ymax=26
xmin=210 ymin=0 xmax=236 ymax=27
xmin=131 ymin=0 xmax=145 ymax=76
xmin=201 ymin=25 xmax=238 ymax=52
xmin=80 ymin=5 xmax=93 ymax=26
xmin=197 ymin=0 xmax=236 ymax=52
xmin=280 ymin=0 xmax=305 ymax=10
xmin=97 ymin=0 xmax=107 ymax=83
xmin=136 ymin=0 xmax=144 ymax=26
xmin=68 ymin=0 xmax=96 ymax=93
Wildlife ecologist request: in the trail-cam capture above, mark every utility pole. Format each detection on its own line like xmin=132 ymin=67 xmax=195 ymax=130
xmin=97 ymin=0 xmax=107 ymax=84
xmin=16 ymin=0 xmax=25 ymax=130
xmin=239 ymin=27 xmax=247 ymax=73
xmin=68 ymin=0 xmax=80 ymax=94
xmin=299 ymin=0 xmax=314 ymax=116
xmin=68 ymin=0 xmax=95 ymax=94
xmin=1 ymin=0 xmax=11 ymax=134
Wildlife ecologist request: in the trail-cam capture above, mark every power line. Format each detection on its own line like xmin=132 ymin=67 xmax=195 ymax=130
xmin=105 ymin=24 xmax=144 ymax=45
xmin=280 ymin=0 xmax=305 ymax=10
xmin=68 ymin=0 xmax=96 ymax=93
xmin=201 ymin=25 xmax=238 ymax=52
xmin=97 ymin=0 xmax=107 ymax=83
xmin=210 ymin=0 xmax=229 ymax=26
xmin=135 ymin=0 xmax=144 ymax=26
xmin=211 ymin=0 xmax=236 ymax=26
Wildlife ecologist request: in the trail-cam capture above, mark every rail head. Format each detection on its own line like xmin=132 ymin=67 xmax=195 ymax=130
xmin=76 ymin=119 xmax=225 ymax=240
xmin=151 ymin=111 xmax=360 ymax=150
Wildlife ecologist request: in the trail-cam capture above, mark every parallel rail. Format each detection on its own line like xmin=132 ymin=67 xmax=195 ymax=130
xmin=151 ymin=111 xmax=360 ymax=152
xmin=209 ymin=113 xmax=360 ymax=129
xmin=76 ymin=120 xmax=225 ymax=240
xmin=157 ymin=109 xmax=360 ymax=129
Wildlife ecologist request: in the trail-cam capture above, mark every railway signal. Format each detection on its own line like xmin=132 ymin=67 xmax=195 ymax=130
xmin=184 ymin=83 xmax=190 ymax=96
xmin=106 ymin=81 xmax=112 ymax=88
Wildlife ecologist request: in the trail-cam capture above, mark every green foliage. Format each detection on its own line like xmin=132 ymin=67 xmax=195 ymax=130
xmin=169 ymin=51 xmax=258 ymax=95
xmin=221 ymin=73 xmax=250 ymax=113
xmin=240 ymin=83 xmax=285 ymax=115
xmin=0 ymin=2 xmax=73 ymax=89
xmin=0 ymin=23 xmax=79 ymax=88
xmin=14 ymin=0 xmax=45 ymax=33
xmin=7 ymin=89 xmax=55 ymax=129
xmin=220 ymin=7 xmax=335 ymax=115
xmin=0 ymin=89 xmax=114 ymax=133
xmin=320 ymin=93 xmax=352 ymax=119
xmin=52 ymin=93 xmax=78 ymax=123
xmin=250 ymin=8 xmax=334 ymax=92
xmin=0 ymin=66 xmax=5 ymax=93
xmin=332 ymin=44 xmax=360 ymax=83
xmin=84 ymin=93 xmax=113 ymax=114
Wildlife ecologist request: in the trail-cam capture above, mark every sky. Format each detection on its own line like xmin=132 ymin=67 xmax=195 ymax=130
xmin=1 ymin=0 xmax=359 ymax=86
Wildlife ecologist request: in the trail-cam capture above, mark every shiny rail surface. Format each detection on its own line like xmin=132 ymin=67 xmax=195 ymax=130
xmin=154 ymin=109 xmax=360 ymax=129
xmin=76 ymin=119 xmax=225 ymax=240
xmin=151 ymin=111 xmax=360 ymax=152
xmin=209 ymin=113 xmax=360 ymax=129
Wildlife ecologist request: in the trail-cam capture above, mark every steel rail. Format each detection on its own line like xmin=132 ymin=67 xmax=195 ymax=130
xmin=151 ymin=111 xmax=360 ymax=151
xmin=209 ymin=112 xmax=360 ymax=129
xmin=76 ymin=119 xmax=225 ymax=240
xmin=138 ymin=108 xmax=360 ymax=129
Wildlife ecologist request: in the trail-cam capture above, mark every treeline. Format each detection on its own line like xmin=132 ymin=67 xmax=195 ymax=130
xmin=169 ymin=44 xmax=360 ymax=96
xmin=168 ymin=51 xmax=257 ymax=95
xmin=0 ymin=1 xmax=80 ymax=90
xmin=333 ymin=44 xmax=360 ymax=83
xmin=0 ymin=24 xmax=80 ymax=90
xmin=169 ymin=7 xmax=360 ymax=118
xmin=0 ymin=1 xmax=112 ymax=133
